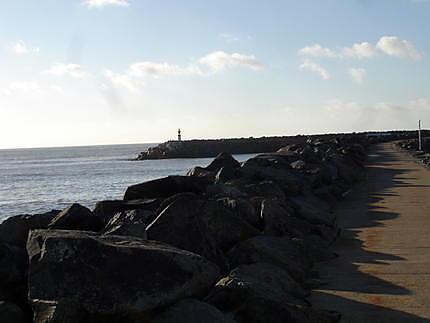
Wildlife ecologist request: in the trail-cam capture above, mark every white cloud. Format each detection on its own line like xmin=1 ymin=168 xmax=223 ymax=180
xmin=129 ymin=62 xmax=202 ymax=77
xmin=341 ymin=42 xmax=378 ymax=59
xmin=199 ymin=51 xmax=263 ymax=72
xmin=103 ymin=69 xmax=144 ymax=92
xmin=10 ymin=40 xmax=40 ymax=55
xmin=299 ymin=59 xmax=330 ymax=80
xmin=348 ymin=67 xmax=366 ymax=84
xmin=298 ymin=44 xmax=337 ymax=58
xmin=376 ymin=36 xmax=421 ymax=60
xmin=82 ymin=0 xmax=129 ymax=8
xmin=299 ymin=37 xmax=421 ymax=61
xmin=46 ymin=63 xmax=86 ymax=78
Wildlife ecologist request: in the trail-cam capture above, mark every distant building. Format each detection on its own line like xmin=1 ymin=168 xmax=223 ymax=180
xmin=178 ymin=128 xmax=182 ymax=142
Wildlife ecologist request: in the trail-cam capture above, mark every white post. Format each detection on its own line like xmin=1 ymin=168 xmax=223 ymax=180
xmin=418 ymin=120 xmax=422 ymax=151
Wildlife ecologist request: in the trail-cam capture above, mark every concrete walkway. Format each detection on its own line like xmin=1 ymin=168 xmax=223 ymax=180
xmin=311 ymin=143 xmax=430 ymax=322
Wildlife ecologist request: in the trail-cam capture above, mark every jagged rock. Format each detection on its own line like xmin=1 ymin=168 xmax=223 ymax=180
xmin=186 ymin=166 xmax=215 ymax=178
xmin=102 ymin=208 xmax=155 ymax=239
xmin=206 ymin=183 xmax=246 ymax=199
xmin=151 ymin=299 xmax=237 ymax=323
xmin=240 ymin=181 xmax=287 ymax=202
xmin=0 ymin=301 xmax=25 ymax=323
xmin=227 ymin=236 xmax=312 ymax=282
xmin=93 ymin=199 xmax=161 ymax=226
xmin=48 ymin=204 xmax=101 ymax=232
xmin=124 ymin=176 xmax=211 ymax=201
xmin=217 ymin=197 xmax=261 ymax=229
xmin=0 ymin=210 xmax=60 ymax=248
xmin=146 ymin=195 xmax=259 ymax=268
xmin=205 ymin=153 xmax=241 ymax=173
xmin=27 ymin=230 xmax=220 ymax=321
xmin=241 ymin=155 xmax=303 ymax=194
xmin=215 ymin=167 xmax=238 ymax=183
xmin=260 ymin=199 xmax=295 ymax=236
xmin=288 ymin=194 xmax=334 ymax=226
xmin=207 ymin=263 xmax=308 ymax=311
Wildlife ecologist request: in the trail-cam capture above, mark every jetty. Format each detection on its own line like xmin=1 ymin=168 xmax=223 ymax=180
xmin=0 ymin=131 xmax=429 ymax=322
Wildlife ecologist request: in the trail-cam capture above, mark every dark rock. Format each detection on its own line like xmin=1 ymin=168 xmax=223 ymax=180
xmin=0 ymin=301 xmax=25 ymax=323
xmin=151 ymin=299 xmax=237 ymax=323
xmin=206 ymin=152 xmax=241 ymax=173
xmin=93 ymin=199 xmax=161 ymax=225
xmin=206 ymin=183 xmax=246 ymax=199
xmin=241 ymin=155 xmax=303 ymax=194
xmin=290 ymin=159 xmax=306 ymax=170
xmin=288 ymin=194 xmax=334 ymax=226
xmin=260 ymin=199 xmax=295 ymax=236
xmin=232 ymin=298 xmax=338 ymax=323
xmin=215 ymin=166 xmax=238 ymax=183
xmin=146 ymin=195 xmax=259 ymax=268
xmin=217 ymin=197 xmax=261 ymax=229
xmin=186 ymin=166 xmax=215 ymax=179
xmin=240 ymin=181 xmax=287 ymax=202
xmin=0 ymin=243 xmax=28 ymax=302
xmin=207 ymin=263 xmax=308 ymax=311
xmin=0 ymin=210 xmax=60 ymax=248
xmin=48 ymin=204 xmax=101 ymax=232
xmin=227 ymin=236 xmax=312 ymax=282
xmin=27 ymin=230 xmax=220 ymax=321
xmin=124 ymin=176 xmax=211 ymax=201
xmin=102 ymin=208 xmax=156 ymax=239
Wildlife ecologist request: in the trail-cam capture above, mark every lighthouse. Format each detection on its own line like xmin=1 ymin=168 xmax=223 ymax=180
xmin=178 ymin=128 xmax=182 ymax=142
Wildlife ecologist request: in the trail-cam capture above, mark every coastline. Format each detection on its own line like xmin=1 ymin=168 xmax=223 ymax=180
xmin=0 ymin=131 xmax=426 ymax=322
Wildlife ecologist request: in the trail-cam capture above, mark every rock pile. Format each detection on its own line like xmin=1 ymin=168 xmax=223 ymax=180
xmin=0 ymin=136 xmax=370 ymax=322
xmin=397 ymin=138 xmax=430 ymax=168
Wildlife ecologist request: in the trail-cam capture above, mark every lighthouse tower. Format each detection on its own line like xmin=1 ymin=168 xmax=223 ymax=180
xmin=178 ymin=128 xmax=182 ymax=142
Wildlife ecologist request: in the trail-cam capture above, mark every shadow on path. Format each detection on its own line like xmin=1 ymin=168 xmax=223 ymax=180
xmin=311 ymin=144 xmax=430 ymax=322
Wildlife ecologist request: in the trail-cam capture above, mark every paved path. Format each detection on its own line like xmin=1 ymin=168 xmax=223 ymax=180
xmin=311 ymin=142 xmax=430 ymax=322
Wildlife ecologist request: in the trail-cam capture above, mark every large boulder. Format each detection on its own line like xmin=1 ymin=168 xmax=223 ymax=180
xmin=260 ymin=199 xmax=295 ymax=236
xmin=0 ymin=210 xmax=60 ymax=248
xmin=93 ymin=198 xmax=161 ymax=226
xmin=227 ymin=236 xmax=312 ymax=282
xmin=241 ymin=155 xmax=302 ymax=194
xmin=205 ymin=153 xmax=241 ymax=173
xmin=101 ymin=208 xmax=156 ymax=239
xmin=151 ymin=299 xmax=237 ymax=323
xmin=48 ymin=204 xmax=101 ymax=232
xmin=207 ymin=263 xmax=308 ymax=311
xmin=146 ymin=195 xmax=259 ymax=269
xmin=124 ymin=176 xmax=210 ymax=201
xmin=27 ymin=230 xmax=220 ymax=322
xmin=0 ymin=301 xmax=25 ymax=323
xmin=216 ymin=197 xmax=261 ymax=229
xmin=288 ymin=194 xmax=334 ymax=226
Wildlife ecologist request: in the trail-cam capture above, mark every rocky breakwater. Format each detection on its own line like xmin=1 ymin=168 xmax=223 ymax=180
xmin=135 ymin=136 xmax=303 ymax=160
xmin=396 ymin=135 xmax=430 ymax=168
xmin=0 ymin=136 xmax=369 ymax=323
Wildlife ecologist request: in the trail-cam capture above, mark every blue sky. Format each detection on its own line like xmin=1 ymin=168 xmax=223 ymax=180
xmin=0 ymin=0 xmax=429 ymax=148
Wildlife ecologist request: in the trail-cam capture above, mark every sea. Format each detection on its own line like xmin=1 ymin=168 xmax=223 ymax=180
xmin=0 ymin=143 xmax=255 ymax=222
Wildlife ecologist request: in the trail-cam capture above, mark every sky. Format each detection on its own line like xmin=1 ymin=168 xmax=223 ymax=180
xmin=0 ymin=0 xmax=429 ymax=148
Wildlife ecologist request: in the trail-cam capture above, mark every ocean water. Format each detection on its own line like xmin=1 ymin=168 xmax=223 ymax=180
xmin=0 ymin=144 xmax=255 ymax=221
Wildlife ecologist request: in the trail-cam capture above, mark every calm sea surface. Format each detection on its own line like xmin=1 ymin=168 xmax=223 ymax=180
xmin=0 ymin=143 xmax=255 ymax=221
